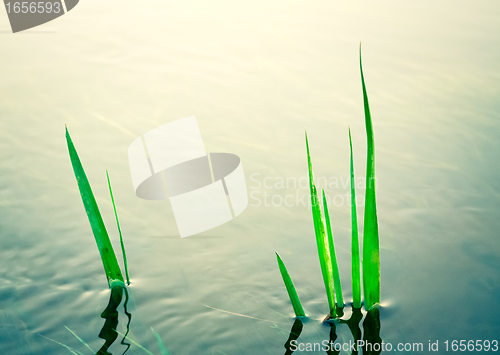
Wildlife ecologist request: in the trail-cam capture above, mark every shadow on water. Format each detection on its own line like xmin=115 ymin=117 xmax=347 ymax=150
xmin=97 ymin=285 xmax=132 ymax=355
xmin=283 ymin=305 xmax=382 ymax=355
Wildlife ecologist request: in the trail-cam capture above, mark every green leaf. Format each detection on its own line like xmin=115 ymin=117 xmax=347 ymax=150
xmin=106 ymin=170 xmax=130 ymax=286
xmin=349 ymin=128 xmax=362 ymax=309
xmin=305 ymin=132 xmax=336 ymax=316
xmin=322 ymin=189 xmax=344 ymax=308
xmin=276 ymin=252 xmax=306 ymax=317
xmin=360 ymin=46 xmax=380 ymax=310
xmin=66 ymin=127 xmax=124 ymax=288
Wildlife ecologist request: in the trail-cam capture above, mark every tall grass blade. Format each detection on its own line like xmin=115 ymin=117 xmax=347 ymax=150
xmin=106 ymin=170 xmax=130 ymax=286
xmin=305 ymin=132 xmax=336 ymax=316
xmin=276 ymin=252 xmax=306 ymax=317
xmin=66 ymin=127 xmax=124 ymax=288
xmin=151 ymin=327 xmax=171 ymax=355
xmin=349 ymin=128 xmax=362 ymax=308
xmin=321 ymin=189 xmax=344 ymax=308
xmin=359 ymin=47 xmax=380 ymax=310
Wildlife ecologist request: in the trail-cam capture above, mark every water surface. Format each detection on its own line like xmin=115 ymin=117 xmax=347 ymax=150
xmin=1 ymin=0 xmax=499 ymax=353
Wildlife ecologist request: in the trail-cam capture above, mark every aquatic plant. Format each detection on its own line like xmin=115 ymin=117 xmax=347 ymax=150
xmin=107 ymin=170 xmax=130 ymax=286
xmin=64 ymin=127 xmax=175 ymax=355
xmin=360 ymin=47 xmax=380 ymax=310
xmin=66 ymin=127 xmax=134 ymax=353
xmin=276 ymin=47 xmax=380 ymax=317
xmin=322 ymin=189 xmax=344 ymax=309
xmin=305 ymin=133 xmax=336 ymax=317
xmin=276 ymin=253 xmax=306 ymax=317
xmin=349 ymin=128 xmax=362 ymax=309
xmin=66 ymin=127 xmax=125 ymax=288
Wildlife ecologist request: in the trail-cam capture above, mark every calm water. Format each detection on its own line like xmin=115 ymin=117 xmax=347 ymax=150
xmin=1 ymin=0 xmax=500 ymax=354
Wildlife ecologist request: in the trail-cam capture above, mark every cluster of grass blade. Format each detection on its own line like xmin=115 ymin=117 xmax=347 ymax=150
xmin=305 ymin=133 xmax=337 ymax=317
xmin=66 ymin=127 xmax=129 ymax=288
xmin=65 ymin=127 xmax=172 ymax=354
xmin=305 ymin=134 xmax=344 ymax=319
xmin=275 ymin=47 xmax=380 ymax=318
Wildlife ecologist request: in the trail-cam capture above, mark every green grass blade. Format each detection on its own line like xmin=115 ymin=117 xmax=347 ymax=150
xmin=322 ymin=189 xmax=344 ymax=308
xmin=359 ymin=46 xmax=380 ymax=310
xmin=106 ymin=170 xmax=130 ymax=286
xmin=38 ymin=334 xmax=87 ymax=355
xmin=66 ymin=127 xmax=124 ymax=288
xmin=64 ymin=326 xmax=97 ymax=354
xmin=151 ymin=327 xmax=171 ymax=355
xmin=305 ymin=132 xmax=336 ymax=316
xmin=276 ymin=252 xmax=306 ymax=317
xmin=349 ymin=128 xmax=361 ymax=309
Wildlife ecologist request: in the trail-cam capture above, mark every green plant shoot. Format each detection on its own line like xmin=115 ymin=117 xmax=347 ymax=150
xmin=305 ymin=132 xmax=336 ymax=316
xmin=276 ymin=252 xmax=306 ymax=317
xmin=106 ymin=170 xmax=130 ymax=286
xmin=322 ymin=189 xmax=344 ymax=309
xmin=349 ymin=128 xmax=361 ymax=308
xmin=66 ymin=127 xmax=124 ymax=288
xmin=360 ymin=47 xmax=380 ymax=310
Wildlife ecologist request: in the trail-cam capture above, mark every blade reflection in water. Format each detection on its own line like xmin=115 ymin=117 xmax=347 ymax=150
xmin=96 ymin=285 xmax=132 ymax=355
xmin=284 ymin=318 xmax=303 ymax=355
